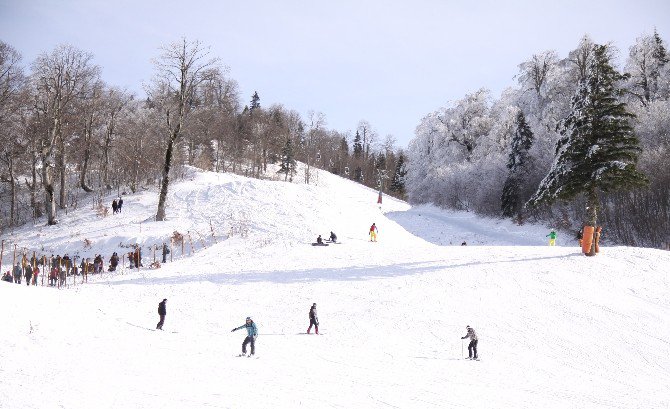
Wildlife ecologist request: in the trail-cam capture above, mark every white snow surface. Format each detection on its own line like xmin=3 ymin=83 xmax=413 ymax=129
xmin=1 ymin=166 xmax=669 ymax=409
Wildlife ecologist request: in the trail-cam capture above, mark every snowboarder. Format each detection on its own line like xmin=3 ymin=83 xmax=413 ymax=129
xmin=546 ymin=229 xmax=557 ymax=246
xmin=328 ymin=231 xmax=337 ymax=243
xmin=112 ymin=199 xmax=118 ymax=214
xmin=369 ymin=223 xmax=378 ymax=242
xmin=307 ymin=303 xmax=319 ymax=334
xmin=156 ymin=299 xmax=167 ymax=330
xmin=461 ymin=325 xmax=478 ymax=360
xmin=231 ymin=317 xmax=258 ymax=356
xmin=316 ymin=235 xmax=324 ymax=245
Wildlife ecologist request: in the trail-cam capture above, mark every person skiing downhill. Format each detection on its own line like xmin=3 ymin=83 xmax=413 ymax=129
xmin=307 ymin=303 xmax=319 ymax=334
xmin=546 ymin=229 xmax=557 ymax=246
xmin=231 ymin=317 xmax=258 ymax=356
xmin=369 ymin=223 xmax=378 ymax=242
xmin=461 ymin=325 xmax=478 ymax=360
xmin=156 ymin=299 xmax=167 ymax=330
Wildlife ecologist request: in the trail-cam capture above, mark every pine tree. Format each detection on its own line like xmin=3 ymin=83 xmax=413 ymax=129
xmin=528 ymin=44 xmax=648 ymax=254
xmin=390 ymin=154 xmax=407 ymax=197
xmin=249 ymin=91 xmax=260 ymax=113
xmin=353 ymin=131 xmax=363 ymax=159
xmin=277 ymin=138 xmax=297 ymax=181
xmin=650 ymin=29 xmax=669 ymax=98
xmin=501 ymin=111 xmax=534 ymax=218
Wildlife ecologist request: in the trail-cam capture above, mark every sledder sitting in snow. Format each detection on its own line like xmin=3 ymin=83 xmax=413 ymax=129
xmin=231 ymin=317 xmax=258 ymax=357
xmin=461 ymin=325 xmax=478 ymax=360
xmin=316 ymin=235 xmax=324 ymax=245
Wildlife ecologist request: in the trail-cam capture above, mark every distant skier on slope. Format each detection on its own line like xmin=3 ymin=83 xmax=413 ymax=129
xmin=231 ymin=317 xmax=258 ymax=356
xmin=546 ymin=229 xmax=557 ymax=246
xmin=307 ymin=303 xmax=319 ymax=334
xmin=461 ymin=325 xmax=478 ymax=360
xmin=369 ymin=223 xmax=378 ymax=242
xmin=156 ymin=299 xmax=167 ymax=330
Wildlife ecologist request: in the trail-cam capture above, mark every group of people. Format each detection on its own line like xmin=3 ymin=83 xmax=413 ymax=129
xmin=315 ymin=232 xmax=338 ymax=245
xmin=111 ymin=198 xmax=124 ymax=214
xmin=154 ymin=299 xmax=480 ymax=360
xmin=547 ymin=226 xmax=604 ymax=251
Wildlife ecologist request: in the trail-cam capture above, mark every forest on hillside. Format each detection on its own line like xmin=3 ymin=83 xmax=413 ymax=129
xmin=1 ymin=31 xmax=668 ymax=249
xmin=0 ymin=38 xmax=407 ymax=229
xmin=407 ymin=32 xmax=670 ymax=249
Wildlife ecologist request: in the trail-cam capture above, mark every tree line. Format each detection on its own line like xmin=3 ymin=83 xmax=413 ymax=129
xmin=0 ymin=38 xmax=408 ymax=229
xmin=407 ymin=31 xmax=670 ymax=249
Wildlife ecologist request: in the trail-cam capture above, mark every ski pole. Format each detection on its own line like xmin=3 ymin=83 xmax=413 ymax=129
xmin=461 ymin=339 xmax=463 ymax=358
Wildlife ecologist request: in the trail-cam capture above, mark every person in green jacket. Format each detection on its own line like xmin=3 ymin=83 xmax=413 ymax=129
xmin=546 ymin=230 xmax=557 ymax=246
xmin=231 ymin=317 xmax=258 ymax=356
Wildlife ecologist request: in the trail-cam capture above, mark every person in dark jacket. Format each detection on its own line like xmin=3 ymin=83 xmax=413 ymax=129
xmin=162 ymin=243 xmax=170 ymax=263
xmin=316 ymin=235 xmax=323 ymax=245
xmin=461 ymin=325 xmax=478 ymax=360
xmin=112 ymin=199 xmax=118 ymax=214
xmin=307 ymin=303 xmax=319 ymax=334
xmin=231 ymin=317 xmax=258 ymax=356
xmin=24 ymin=265 xmax=33 ymax=286
xmin=156 ymin=299 xmax=167 ymax=330
xmin=13 ymin=263 xmax=22 ymax=284
xmin=117 ymin=197 xmax=124 ymax=213
xmin=328 ymin=232 xmax=337 ymax=243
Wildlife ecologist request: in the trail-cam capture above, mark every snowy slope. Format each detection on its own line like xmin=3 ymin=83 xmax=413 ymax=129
xmin=1 ymin=166 xmax=669 ymax=409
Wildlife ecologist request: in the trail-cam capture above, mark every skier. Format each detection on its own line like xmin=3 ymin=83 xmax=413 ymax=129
xmin=156 ymin=299 xmax=167 ymax=330
xmin=461 ymin=325 xmax=478 ymax=360
xmin=329 ymin=231 xmax=337 ymax=243
xmin=231 ymin=317 xmax=258 ymax=356
xmin=369 ymin=223 xmax=378 ymax=242
xmin=546 ymin=229 xmax=557 ymax=246
xmin=307 ymin=303 xmax=319 ymax=334
xmin=316 ymin=235 xmax=324 ymax=245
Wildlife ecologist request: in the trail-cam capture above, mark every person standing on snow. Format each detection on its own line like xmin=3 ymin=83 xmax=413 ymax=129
xmin=546 ymin=229 xmax=557 ymax=246
xmin=307 ymin=303 xmax=319 ymax=334
xmin=231 ymin=317 xmax=258 ymax=356
xmin=156 ymin=299 xmax=167 ymax=330
xmin=461 ymin=325 xmax=478 ymax=360
xmin=369 ymin=223 xmax=378 ymax=242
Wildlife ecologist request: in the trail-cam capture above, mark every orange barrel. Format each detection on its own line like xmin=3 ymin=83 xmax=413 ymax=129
xmin=582 ymin=225 xmax=594 ymax=254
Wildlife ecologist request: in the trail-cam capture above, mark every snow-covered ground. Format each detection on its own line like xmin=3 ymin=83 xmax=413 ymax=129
xmin=1 ymin=166 xmax=669 ymax=409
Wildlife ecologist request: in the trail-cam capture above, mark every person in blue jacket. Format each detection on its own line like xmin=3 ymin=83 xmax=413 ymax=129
xmin=231 ymin=317 xmax=258 ymax=356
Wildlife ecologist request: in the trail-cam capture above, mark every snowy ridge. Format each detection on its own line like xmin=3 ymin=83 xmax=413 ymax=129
xmin=1 ymin=166 xmax=669 ymax=409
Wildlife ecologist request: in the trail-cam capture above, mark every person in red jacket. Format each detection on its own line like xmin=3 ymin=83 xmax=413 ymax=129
xmin=369 ymin=223 xmax=378 ymax=242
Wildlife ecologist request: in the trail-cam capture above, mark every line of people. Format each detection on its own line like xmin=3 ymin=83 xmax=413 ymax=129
xmin=111 ymin=197 xmax=124 ymax=214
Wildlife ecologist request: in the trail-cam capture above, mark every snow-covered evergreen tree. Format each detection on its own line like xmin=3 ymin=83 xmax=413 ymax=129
xmin=501 ymin=110 xmax=534 ymax=218
xmin=389 ymin=153 xmax=407 ymax=197
xmin=528 ymin=44 xmax=648 ymax=253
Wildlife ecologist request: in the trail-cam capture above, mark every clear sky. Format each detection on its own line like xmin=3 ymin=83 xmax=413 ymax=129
xmin=1 ymin=0 xmax=668 ymax=148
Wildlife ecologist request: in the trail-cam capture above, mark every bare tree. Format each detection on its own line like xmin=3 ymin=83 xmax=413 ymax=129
xmin=31 ymin=44 xmax=99 ymax=224
xmin=147 ymin=38 xmax=219 ymax=221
